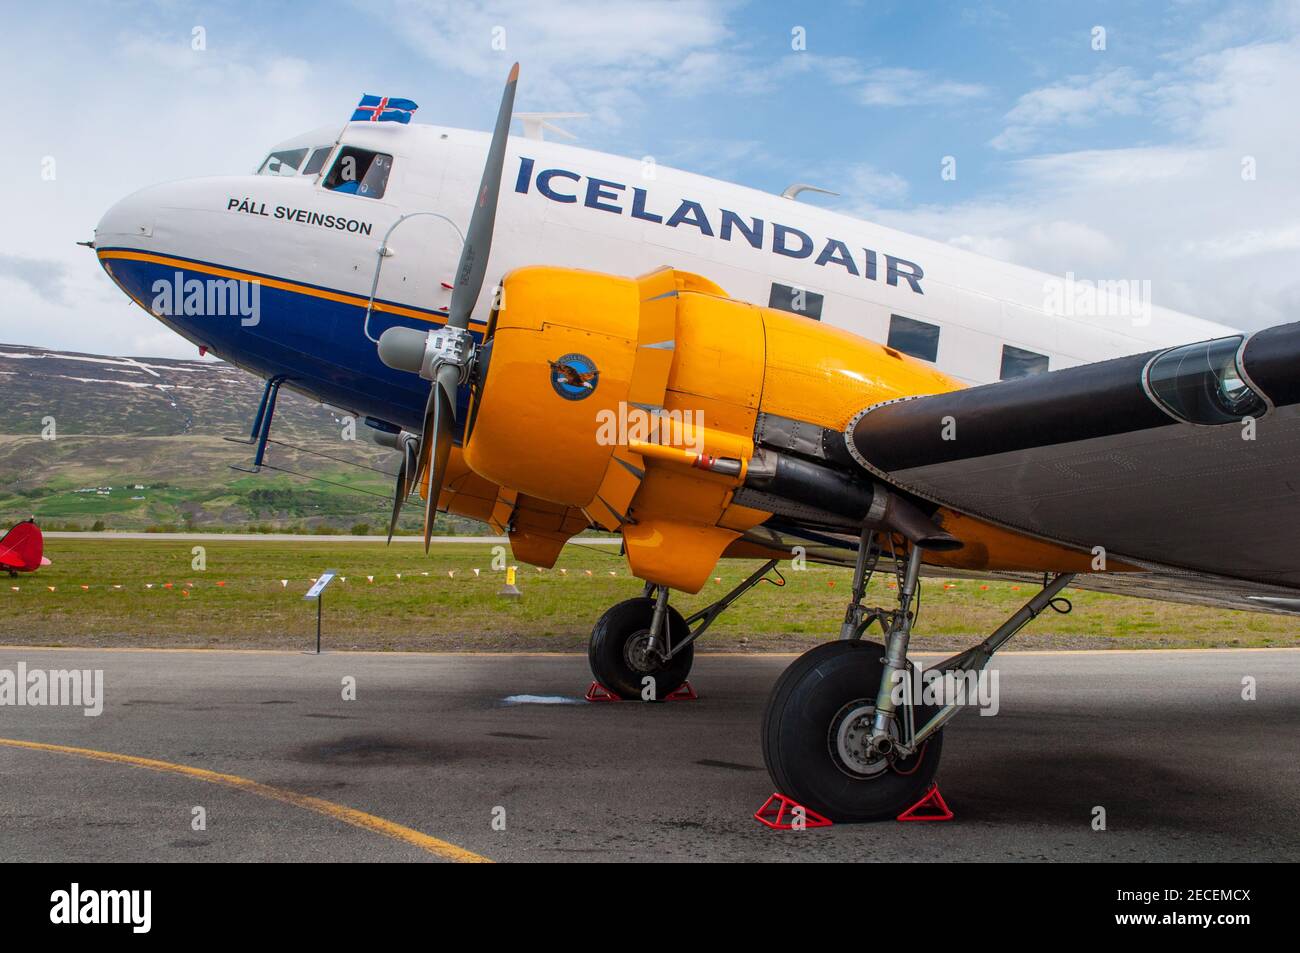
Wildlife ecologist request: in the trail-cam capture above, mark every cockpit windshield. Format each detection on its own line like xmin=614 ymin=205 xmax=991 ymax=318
xmin=257 ymin=146 xmax=333 ymax=177
xmin=257 ymin=149 xmax=308 ymax=176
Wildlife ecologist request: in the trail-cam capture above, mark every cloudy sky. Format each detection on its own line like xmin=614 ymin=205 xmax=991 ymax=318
xmin=2 ymin=0 xmax=1299 ymax=357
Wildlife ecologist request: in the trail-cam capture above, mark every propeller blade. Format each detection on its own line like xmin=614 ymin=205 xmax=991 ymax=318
xmin=446 ymin=62 xmax=519 ymax=331
xmin=386 ymin=463 xmax=408 ymax=545
xmin=422 ymin=374 xmax=456 ymax=552
xmin=381 ymin=64 xmax=519 ymax=556
xmin=385 ymin=437 xmax=420 ymax=544
xmin=402 ymin=438 xmax=419 ymax=493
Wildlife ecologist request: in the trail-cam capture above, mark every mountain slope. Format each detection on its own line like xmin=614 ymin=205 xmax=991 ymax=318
xmin=0 ymin=343 xmax=474 ymax=533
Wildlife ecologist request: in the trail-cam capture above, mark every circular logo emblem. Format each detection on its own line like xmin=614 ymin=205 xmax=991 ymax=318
xmin=549 ymin=353 xmax=600 ymax=401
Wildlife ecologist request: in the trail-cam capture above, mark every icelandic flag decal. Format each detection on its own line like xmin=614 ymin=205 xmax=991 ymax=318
xmin=351 ymin=95 xmax=419 ymax=123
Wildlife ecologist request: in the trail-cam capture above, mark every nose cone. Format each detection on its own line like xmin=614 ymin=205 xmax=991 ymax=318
xmin=95 ymin=185 xmax=161 ymax=246
xmin=93 ymin=181 xmax=200 ymax=320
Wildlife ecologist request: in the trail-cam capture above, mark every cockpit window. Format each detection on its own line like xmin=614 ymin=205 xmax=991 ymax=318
xmin=1144 ymin=335 xmax=1267 ymax=425
xmin=257 ymin=149 xmax=309 ymax=176
xmin=323 ymin=147 xmax=393 ymax=199
xmin=301 ymin=146 xmax=331 ymax=176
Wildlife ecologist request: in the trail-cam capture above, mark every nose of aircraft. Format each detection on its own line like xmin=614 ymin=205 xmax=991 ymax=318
xmin=95 ymin=183 xmax=164 ymax=247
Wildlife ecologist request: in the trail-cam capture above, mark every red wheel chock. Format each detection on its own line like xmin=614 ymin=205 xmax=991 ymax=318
xmin=585 ymin=681 xmax=621 ymax=702
xmin=664 ymin=681 xmax=698 ymax=701
xmin=896 ymin=784 xmax=953 ymax=822
xmin=584 ymin=680 xmax=698 ymax=702
xmin=753 ymin=793 xmax=833 ymax=830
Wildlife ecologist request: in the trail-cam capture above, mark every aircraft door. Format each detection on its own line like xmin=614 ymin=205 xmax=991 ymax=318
xmin=363 ymin=211 xmax=464 ymax=342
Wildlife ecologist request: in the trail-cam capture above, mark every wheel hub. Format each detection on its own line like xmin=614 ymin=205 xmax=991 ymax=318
xmin=623 ymin=630 xmax=660 ymax=673
xmin=829 ymin=700 xmax=892 ymax=779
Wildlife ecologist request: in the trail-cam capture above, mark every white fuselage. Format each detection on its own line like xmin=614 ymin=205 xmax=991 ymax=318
xmin=94 ymin=120 xmax=1235 ymax=431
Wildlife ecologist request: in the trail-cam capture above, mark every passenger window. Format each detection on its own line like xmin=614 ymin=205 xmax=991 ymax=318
xmin=768 ymin=282 xmax=823 ymax=320
xmin=301 ymin=147 xmax=331 ymax=176
xmin=1144 ymin=335 xmax=1267 ymax=424
xmin=887 ymin=314 xmax=939 ymax=362
xmin=1000 ymin=344 xmax=1049 ymax=380
xmin=257 ymin=149 xmax=308 ymax=176
xmin=323 ymin=147 xmax=394 ymax=199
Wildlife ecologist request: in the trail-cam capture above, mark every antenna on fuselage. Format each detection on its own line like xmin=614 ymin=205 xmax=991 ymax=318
xmin=514 ymin=112 xmax=587 ymax=141
xmin=781 ymin=183 xmax=840 ymax=201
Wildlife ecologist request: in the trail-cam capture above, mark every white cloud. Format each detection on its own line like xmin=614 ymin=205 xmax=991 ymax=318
xmin=854 ymin=32 xmax=1300 ymax=331
xmin=0 ymin=255 xmax=69 ymax=305
xmin=0 ymin=16 xmax=361 ymax=358
xmin=838 ymin=162 xmax=910 ymax=205
xmin=378 ymin=0 xmax=738 ymax=124
xmin=771 ymin=55 xmax=988 ymax=108
xmin=855 ymin=66 xmax=988 ymax=107
xmin=1012 ymin=146 xmax=1212 ymax=189
xmin=991 ymin=68 xmax=1148 ymax=151
xmin=1184 ymin=224 xmax=1300 ymax=259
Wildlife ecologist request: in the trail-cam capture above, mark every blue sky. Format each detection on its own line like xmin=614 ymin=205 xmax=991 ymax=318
xmin=3 ymin=0 xmax=1300 ymax=355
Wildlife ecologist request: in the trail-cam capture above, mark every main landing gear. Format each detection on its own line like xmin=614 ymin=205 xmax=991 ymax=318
xmin=587 ymin=560 xmax=780 ymax=701
xmin=586 ymin=539 xmax=1074 ymax=823
xmin=763 ymin=531 xmax=1076 ymax=821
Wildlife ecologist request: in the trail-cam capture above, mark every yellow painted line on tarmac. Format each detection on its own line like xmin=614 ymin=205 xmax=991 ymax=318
xmin=0 ymin=737 xmax=491 ymax=863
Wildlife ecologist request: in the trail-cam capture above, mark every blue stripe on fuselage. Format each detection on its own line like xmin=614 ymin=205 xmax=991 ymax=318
xmin=99 ymin=248 xmax=473 ymax=436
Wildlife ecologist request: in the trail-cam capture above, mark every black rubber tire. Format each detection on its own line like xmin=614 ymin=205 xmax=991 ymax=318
xmin=761 ymin=640 xmax=944 ymax=822
xmin=588 ymin=597 xmax=694 ymax=700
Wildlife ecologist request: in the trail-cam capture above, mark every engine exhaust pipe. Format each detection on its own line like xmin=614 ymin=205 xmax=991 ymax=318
xmin=744 ymin=449 xmax=962 ymax=551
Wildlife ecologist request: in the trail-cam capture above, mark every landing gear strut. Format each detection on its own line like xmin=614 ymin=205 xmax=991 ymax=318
xmin=762 ymin=534 xmax=1075 ymax=821
xmin=587 ymin=559 xmax=780 ymax=700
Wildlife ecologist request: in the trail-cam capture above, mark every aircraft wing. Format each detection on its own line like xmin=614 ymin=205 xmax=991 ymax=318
xmin=843 ymin=323 xmax=1300 ymax=614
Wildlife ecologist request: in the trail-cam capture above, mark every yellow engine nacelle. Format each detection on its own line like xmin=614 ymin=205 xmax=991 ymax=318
xmin=461 ymin=265 xmax=963 ymax=591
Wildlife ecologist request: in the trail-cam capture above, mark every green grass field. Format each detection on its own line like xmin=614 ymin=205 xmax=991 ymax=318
xmin=2 ymin=537 xmax=1296 ymax=652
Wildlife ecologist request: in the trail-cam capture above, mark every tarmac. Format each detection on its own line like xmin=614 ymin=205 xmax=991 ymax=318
xmin=0 ymin=646 xmax=1295 ymax=862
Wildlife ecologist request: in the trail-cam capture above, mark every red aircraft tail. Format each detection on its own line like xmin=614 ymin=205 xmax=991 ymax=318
xmin=0 ymin=520 xmax=44 ymax=573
